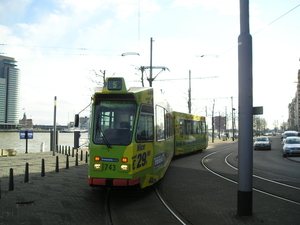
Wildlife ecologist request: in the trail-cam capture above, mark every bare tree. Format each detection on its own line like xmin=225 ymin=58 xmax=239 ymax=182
xmin=253 ymin=116 xmax=267 ymax=135
xmin=88 ymin=69 xmax=115 ymax=87
xmin=136 ymin=66 xmax=146 ymax=87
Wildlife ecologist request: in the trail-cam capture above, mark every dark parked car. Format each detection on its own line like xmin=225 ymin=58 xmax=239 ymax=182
xmin=253 ymin=136 xmax=271 ymax=150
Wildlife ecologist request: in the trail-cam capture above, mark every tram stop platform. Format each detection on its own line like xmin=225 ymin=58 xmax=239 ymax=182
xmin=0 ymin=139 xmax=299 ymax=225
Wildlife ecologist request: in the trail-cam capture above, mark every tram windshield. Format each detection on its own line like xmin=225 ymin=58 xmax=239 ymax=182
xmin=93 ymin=100 xmax=137 ymax=146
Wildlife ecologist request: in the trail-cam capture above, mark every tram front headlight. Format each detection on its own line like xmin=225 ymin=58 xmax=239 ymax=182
xmin=120 ymin=165 xmax=128 ymax=171
xmin=94 ymin=164 xmax=101 ymax=169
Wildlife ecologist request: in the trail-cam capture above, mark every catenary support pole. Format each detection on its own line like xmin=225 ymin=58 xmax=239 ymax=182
xmin=149 ymin=37 xmax=153 ymax=87
xmin=237 ymin=0 xmax=253 ymax=216
xmin=52 ymin=96 xmax=57 ymax=156
xmin=188 ymin=70 xmax=191 ymax=114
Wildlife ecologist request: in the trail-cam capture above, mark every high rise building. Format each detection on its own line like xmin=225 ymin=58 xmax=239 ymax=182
xmin=288 ymin=68 xmax=300 ymax=131
xmin=0 ymin=55 xmax=21 ymax=129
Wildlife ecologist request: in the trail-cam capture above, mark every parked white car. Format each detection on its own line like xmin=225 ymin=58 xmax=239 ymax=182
xmin=282 ymin=136 xmax=300 ymax=157
xmin=281 ymin=131 xmax=299 ymax=145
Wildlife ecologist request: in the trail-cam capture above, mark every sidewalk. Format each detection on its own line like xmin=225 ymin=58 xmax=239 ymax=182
xmin=0 ymin=149 xmax=92 ymax=225
xmin=208 ymin=136 xmax=236 ymax=146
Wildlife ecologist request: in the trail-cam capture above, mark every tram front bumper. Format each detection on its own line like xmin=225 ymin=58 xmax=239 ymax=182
xmin=88 ymin=177 xmax=140 ymax=186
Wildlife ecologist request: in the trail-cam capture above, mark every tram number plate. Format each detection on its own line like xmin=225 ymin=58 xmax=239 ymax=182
xmin=104 ymin=164 xmax=116 ymax=171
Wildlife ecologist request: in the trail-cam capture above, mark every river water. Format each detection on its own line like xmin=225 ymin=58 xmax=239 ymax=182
xmin=0 ymin=132 xmax=89 ymax=154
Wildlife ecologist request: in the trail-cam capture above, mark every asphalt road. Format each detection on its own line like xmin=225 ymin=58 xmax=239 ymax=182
xmin=252 ymin=136 xmax=300 ymax=183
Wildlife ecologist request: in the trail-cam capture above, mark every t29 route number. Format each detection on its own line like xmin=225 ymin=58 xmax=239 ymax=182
xmin=133 ymin=152 xmax=147 ymax=170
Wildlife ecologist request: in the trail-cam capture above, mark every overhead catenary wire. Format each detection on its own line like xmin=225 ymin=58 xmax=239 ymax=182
xmin=220 ymin=3 xmax=300 ymax=56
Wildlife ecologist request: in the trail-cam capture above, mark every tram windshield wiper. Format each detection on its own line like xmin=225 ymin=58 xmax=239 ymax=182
xmin=101 ymin=130 xmax=112 ymax=149
xmin=96 ymin=125 xmax=112 ymax=149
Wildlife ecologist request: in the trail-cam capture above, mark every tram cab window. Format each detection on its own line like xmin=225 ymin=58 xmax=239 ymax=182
xmin=93 ymin=100 xmax=136 ymax=145
xmin=136 ymin=104 xmax=154 ymax=142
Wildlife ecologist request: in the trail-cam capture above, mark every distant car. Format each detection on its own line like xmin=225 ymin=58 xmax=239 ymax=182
xmin=282 ymin=136 xmax=300 ymax=157
xmin=221 ymin=134 xmax=227 ymax=141
xmin=281 ymin=131 xmax=299 ymax=145
xmin=253 ymin=136 xmax=271 ymax=150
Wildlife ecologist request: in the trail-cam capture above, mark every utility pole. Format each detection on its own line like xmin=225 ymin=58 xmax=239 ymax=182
xmin=149 ymin=37 xmax=153 ymax=87
xmin=188 ymin=70 xmax=191 ymax=113
xmin=231 ymin=96 xmax=235 ymax=141
xmin=52 ymin=96 xmax=57 ymax=156
xmin=211 ymin=99 xmax=215 ymax=143
xmin=238 ymin=0 xmax=253 ymax=216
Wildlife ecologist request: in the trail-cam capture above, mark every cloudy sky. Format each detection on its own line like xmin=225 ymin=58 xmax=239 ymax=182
xmin=1 ymin=0 xmax=299 ymax=129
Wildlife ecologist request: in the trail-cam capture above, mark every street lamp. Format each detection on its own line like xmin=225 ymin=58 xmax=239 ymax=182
xmin=196 ymin=54 xmax=219 ymax=58
xmin=232 ymin=108 xmax=236 ymax=141
xmin=121 ymin=52 xmax=140 ymax=57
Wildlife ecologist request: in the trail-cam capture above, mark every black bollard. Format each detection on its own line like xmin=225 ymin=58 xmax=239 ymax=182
xmin=24 ymin=163 xmax=29 ymax=183
xmin=55 ymin=156 xmax=59 ymax=172
xmin=72 ymin=148 xmax=74 ymax=157
xmin=75 ymin=153 xmax=78 ymax=166
xmin=66 ymin=155 xmax=69 ymax=169
xmin=80 ymin=150 xmax=83 ymax=161
xmin=85 ymin=151 xmax=88 ymax=163
xmin=68 ymin=146 xmax=70 ymax=155
xmin=41 ymin=159 xmax=45 ymax=177
xmin=62 ymin=145 xmax=64 ymax=155
xmin=9 ymin=168 xmax=14 ymax=191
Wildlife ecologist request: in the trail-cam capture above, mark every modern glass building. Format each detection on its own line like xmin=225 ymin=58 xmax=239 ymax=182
xmin=0 ymin=56 xmax=20 ymax=129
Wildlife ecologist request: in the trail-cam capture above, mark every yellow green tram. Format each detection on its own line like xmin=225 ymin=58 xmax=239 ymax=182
xmin=88 ymin=77 xmax=174 ymax=189
xmin=86 ymin=77 xmax=207 ymax=189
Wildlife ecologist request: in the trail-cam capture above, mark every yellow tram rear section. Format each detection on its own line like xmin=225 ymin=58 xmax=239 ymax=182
xmin=173 ymin=111 xmax=208 ymax=155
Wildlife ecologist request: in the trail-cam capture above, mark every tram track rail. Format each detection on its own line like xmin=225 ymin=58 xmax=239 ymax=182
xmin=155 ymin=186 xmax=192 ymax=225
xmin=106 ymin=185 xmax=187 ymax=225
xmin=104 ymin=187 xmax=114 ymax=225
xmin=202 ymin=148 xmax=300 ymax=206
xmin=286 ymin=156 xmax=300 ymax=163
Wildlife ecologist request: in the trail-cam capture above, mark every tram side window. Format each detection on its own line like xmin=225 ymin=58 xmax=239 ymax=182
xmin=156 ymin=106 xmax=165 ymax=140
xmin=185 ymin=120 xmax=192 ymax=135
xmin=193 ymin=121 xmax=199 ymax=134
xmin=179 ymin=119 xmax=184 ymax=135
xmin=137 ymin=105 xmax=154 ymax=142
xmin=165 ymin=112 xmax=172 ymax=138
xmin=201 ymin=121 xmax=206 ymax=134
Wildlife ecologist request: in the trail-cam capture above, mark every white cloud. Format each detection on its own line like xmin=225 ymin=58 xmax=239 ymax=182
xmin=172 ymin=0 xmax=239 ymax=15
xmin=1 ymin=0 xmax=299 ymax=128
xmin=56 ymin=0 xmax=105 ymax=12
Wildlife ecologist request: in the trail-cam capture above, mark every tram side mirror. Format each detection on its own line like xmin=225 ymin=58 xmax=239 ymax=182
xmin=74 ymin=114 xmax=79 ymax=127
